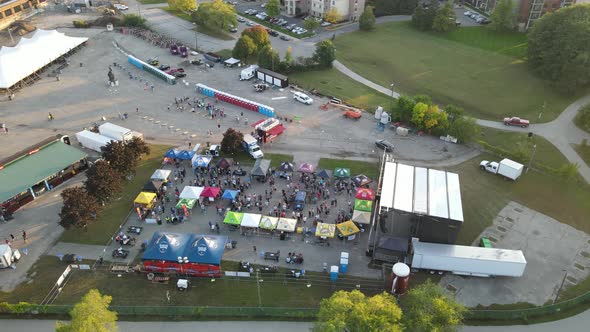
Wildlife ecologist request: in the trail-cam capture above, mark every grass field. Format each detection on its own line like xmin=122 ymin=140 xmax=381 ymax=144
xmin=291 ymin=69 xmax=396 ymax=113
xmin=333 ymin=21 xmax=580 ymax=122
xmin=574 ymin=105 xmax=590 ymax=134
xmin=59 ymin=145 xmax=170 ymax=245
xmin=439 ymin=27 xmax=528 ymax=59
xmin=573 ymin=144 xmax=590 ymax=167
xmin=137 ymin=0 xmax=167 ymax=4
xmin=318 ymin=158 xmax=379 ymax=180
xmin=161 ymin=7 xmax=234 ymax=41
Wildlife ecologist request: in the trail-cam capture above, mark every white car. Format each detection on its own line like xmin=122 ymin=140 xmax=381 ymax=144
xmin=463 ymin=11 xmax=471 ymax=16
xmin=294 ymin=92 xmax=313 ymax=105
xmin=320 ymin=21 xmax=331 ymax=27
xmin=246 ymin=21 xmax=255 ymax=26
xmin=113 ymin=4 xmax=128 ymax=10
xmin=296 ymin=29 xmax=308 ymax=35
xmin=261 ymin=2 xmax=267 ymax=7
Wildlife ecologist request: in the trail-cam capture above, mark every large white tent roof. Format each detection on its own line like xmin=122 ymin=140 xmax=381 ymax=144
xmin=150 ymin=169 xmax=171 ymax=181
xmin=0 ymin=29 xmax=88 ymax=89
xmin=179 ymin=186 xmax=204 ymax=200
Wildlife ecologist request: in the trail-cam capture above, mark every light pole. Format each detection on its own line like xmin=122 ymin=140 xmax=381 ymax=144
xmin=390 ymin=83 xmax=395 ymax=113
xmin=526 ymin=144 xmax=537 ymax=173
xmin=192 ymin=23 xmax=198 ymax=51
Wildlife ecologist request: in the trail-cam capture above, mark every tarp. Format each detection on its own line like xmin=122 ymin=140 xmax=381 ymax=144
xmin=143 ymin=180 xmax=163 ymax=193
xmin=276 ymin=217 xmax=297 ymax=232
xmin=352 ymin=174 xmax=372 ymax=187
xmin=134 ymin=192 xmax=157 ymax=208
xmin=334 ymin=168 xmax=351 ymax=178
xmin=142 ymin=232 xmax=227 ymax=265
xmin=180 ymin=186 xmax=204 ymax=200
xmin=352 ymin=210 xmax=371 ymax=224
xmin=251 ymin=159 xmax=271 ymax=177
xmin=315 ymin=222 xmax=336 ymax=238
xmin=240 ymin=213 xmax=261 ymax=228
xmin=355 ymin=188 xmax=375 ymax=200
xmin=376 ymin=236 xmax=409 ymax=253
xmin=259 ymin=216 xmax=279 ymax=230
xmin=192 ymin=154 xmax=212 ymax=168
xmin=298 ymin=163 xmax=315 ymax=173
xmin=337 ymin=220 xmax=360 ymax=237
xmin=354 ymin=199 xmax=373 ymax=212
xmin=217 ymin=158 xmax=233 ymax=169
xmin=0 ymin=29 xmax=88 ymax=89
xmin=223 ymin=211 xmax=243 ymax=225
xmin=151 ymin=169 xmax=171 ymax=181
xmin=201 ymin=186 xmax=220 ymax=198
xmin=221 ymin=189 xmax=239 ymax=200
xmin=176 ymin=198 xmax=197 ymax=209
xmin=278 ymin=162 xmax=294 ymax=172
xmin=266 ymin=124 xmax=285 ymax=136
xmin=316 ymin=169 xmax=330 ymax=179
xmin=224 ymin=57 xmax=241 ymax=65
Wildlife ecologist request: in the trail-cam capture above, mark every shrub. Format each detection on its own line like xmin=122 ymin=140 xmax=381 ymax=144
xmin=122 ymin=14 xmax=147 ymax=28
xmin=73 ymin=20 xmax=90 ymax=28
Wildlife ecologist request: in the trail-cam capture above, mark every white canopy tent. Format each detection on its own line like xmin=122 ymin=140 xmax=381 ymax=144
xmin=179 ymin=186 xmax=204 ymax=200
xmin=150 ymin=169 xmax=171 ymax=181
xmin=0 ymin=29 xmax=88 ymax=89
xmin=240 ymin=213 xmax=261 ymax=228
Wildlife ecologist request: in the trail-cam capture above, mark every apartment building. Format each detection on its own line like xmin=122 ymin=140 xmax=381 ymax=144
xmin=286 ymin=0 xmax=364 ymax=21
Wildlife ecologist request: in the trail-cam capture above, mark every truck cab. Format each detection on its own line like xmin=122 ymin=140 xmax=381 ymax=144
xmin=242 ymin=134 xmax=264 ymax=159
xmin=293 ymin=191 xmax=306 ymax=211
xmin=479 ymin=160 xmax=499 ymax=174
xmin=207 ymin=144 xmax=220 ymax=157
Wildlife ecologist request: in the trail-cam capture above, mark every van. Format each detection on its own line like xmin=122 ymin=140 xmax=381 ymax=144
xmin=294 ymin=92 xmax=313 ymax=105
xmin=294 ymin=191 xmax=306 ymax=211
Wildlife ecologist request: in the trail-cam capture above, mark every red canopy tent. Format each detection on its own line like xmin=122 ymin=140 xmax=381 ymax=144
xmin=355 ymin=188 xmax=375 ymax=200
xmin=201 ymin=186 xmax=221 ymax=198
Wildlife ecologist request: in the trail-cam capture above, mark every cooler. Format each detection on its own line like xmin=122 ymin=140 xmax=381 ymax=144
xmin=340 ymin=257 xmax=349 ymax=273
xmin=330 ymin=265 xmax=339 ymax=281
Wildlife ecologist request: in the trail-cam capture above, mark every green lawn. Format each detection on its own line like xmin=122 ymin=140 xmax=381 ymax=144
xmin=439 ymin=26 xmax=528 ymax=59
xmin=59 ymin=145 xmax=170 ymax=245
xmin=573 ymin=144 xmax=590 ymax=167
xmin=574 ymin=105 xmax=590 ymax=134
xmin=161 ymin=7 xmax=234 ymax=41
xmin=137 ymin=0 xmax=167 ymax=4
xmin=333 ymin=21 xmax=582 ymax=122
xmin=291 ymin=69 xmax=396 ymax=113
xmin=318 ymin=158 xmax=379 ymax=181
xmin=221 ymin=151 xmax=294 ymax=169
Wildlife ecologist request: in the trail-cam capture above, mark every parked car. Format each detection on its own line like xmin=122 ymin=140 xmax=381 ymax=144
xmin=229 ymin=26 xmax=238 ymax=33
xmin=464 ymin=11 xmax=471 ymax=16
xmin=481 ymin=18 xmax=492 ymax=24
xmin=320 ymin=21 xmax=331 ymax=27
xmin=280 ymin=35 xmax=291 ymax=41
xmin=375 ymin=139 xmax=395 ymax=152
xmin=158 ymin=64 xmax=170 ymax=71
xmin=266 ymin=29 xmax=279 ymax=36
xmin=503 ymin=117 xmax=530 ymax=128
xmin=237 ymin=16 xmax=246 ymax=23
xmin=249 ymin=9 xmax=258 ymax=15
xmin=261 ymin=2 xmax=267 ymax=7
xmin=294 ymin=92 xmax=313 ymax=105
xmin=246 ymin=21 xmax=255 ymax=26
xmin=113 ymin=4 xmax=128 ymax=10
xmin=287 ymin=23 xmax=297 ymax=30
xmin=295 ymin=29 xmax=307 ymax=35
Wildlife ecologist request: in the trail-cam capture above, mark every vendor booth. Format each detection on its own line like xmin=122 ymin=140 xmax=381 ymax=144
xmin=251 ymin=159 xmax=271 ymax=180
xmin=315 ymin=222 xmax=336 ymax=238
xmin=352 ymin=210 xmax=372 ymax=224
xmin=217 ymin=158 xmax=233 ymax=169
xmin=316 ymin=169 xmax=331 ymax=179
xmin=355 ymin=188 xmax=375 ymax=200
xmin=240 ymin=213 xmax=261 ymax=234
xmin=251 ymin=118 xmax=286 ymax=143
xmin=351 ymin=174 xmax=372 ymax=187
xmin=151 ymin=169 xmax=171 ymax=181
xmin=221 ymin=189 xmax=239 ymax=201
xmin=276 ymin=218 xmax=297 ymax=233
xmin=176 ymin=198 xmax=197 ymax=210
xmin=297 ymin=163 xmax=315 ymax=174
xmin=192 ymin=155 xmax=212 ymax=168
xmin=200 ymin=186 xmax=220 ymax=201
xmin=259 ymin=216 xmax=279 ymax=232
xmin=224 ymin=57 xmax=241 ymax=68
xmin=143 ymin=180 xmax=163 ymax=193
xmin=142 ymin=232 xmax=227 ymax=277
xmin=354 ymin=199 xmax=373 ymax=212
xmin=278 ymin=162 xmax=294 ymax=173
xmin=334 ymin=168 xmax=351 ymax=178
xmin=223 ymin=211 xmax=244 ymax=226
xmin=179 ymin=186 xmax=204 ymax=200
xmin=134 ymin=192 xmax=157 ymax=209
xmin=337 ymin=220 xmax=360 ymax=240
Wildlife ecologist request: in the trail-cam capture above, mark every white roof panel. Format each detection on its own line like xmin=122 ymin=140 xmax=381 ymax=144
xmin=379 ymin=162 xmax=397 ymax=209
xmin=413 ymin=167 xmax=428 ymax=214
xmin=393 ymin=164 xmax=414 ymax=212
xmin=240 ymin=213 xmax=261 ymax=228
xmin=428 ymin=169 xmax=449 ymax=219
xmin=412 ymin=239 xmax=526 ymax=264
xmin=446 ymin=173 xmax=464 ymax=222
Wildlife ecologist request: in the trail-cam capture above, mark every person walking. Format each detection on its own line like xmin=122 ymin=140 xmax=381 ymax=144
xmin=22 ymin=230 xmax=27 ymax=243
xmin=48 ymin=113 xmax=54 ymax=121
xmin=10 ymin=234 xmax=14 ymax=241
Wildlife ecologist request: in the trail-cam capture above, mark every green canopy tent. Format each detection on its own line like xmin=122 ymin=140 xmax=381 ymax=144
xmin=334 ymin=168 xmax=351 ymax=178
xmin=176 ymin=198 xmax=197 ymax=210
xmin=354 ymin=199 xmax=373 ymax=212
xmin=223 ymin=211 xmax=244 ymax=225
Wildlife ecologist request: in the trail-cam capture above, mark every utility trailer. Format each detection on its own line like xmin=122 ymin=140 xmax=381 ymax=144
xmin=75 ymin=130 xmax=114 ymax=152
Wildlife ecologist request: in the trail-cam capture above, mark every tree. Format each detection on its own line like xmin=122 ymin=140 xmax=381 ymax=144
xmin=313 ymin=40 xmax=336 ymax=69
xmin=359 ymin=5 xmax=377 ymax=31
xmin=242 ymin=25 xmax=270 ymax=52
xmin=448 ymin=115 xmax=479 ymax=143
xmin=258 ymin=44 xmax=280 ymax=70
xmin=58 ymin=187 xmax=101 ymax=230
xmin=372 ymin=0 xmax=418 ymax=16
xmin=324 ymin=7 xmax=341 ymax=24
xmin=432 ymin=2 xmax=456 ymax=33
xmin=126 ymin=137 xmax=150 ymax=164
xmin=489 ymin=0 xmax=516 ymax=32
xmin=192 ymin=0 xmax=237 ymax=33
xmin=402 ymin=280 xmax=466 ymax=331
xmin=265 ymin=0 xmax=280 ymax=17
xmin=101 ymin=141 xmax=134 ymax=177
xmin=414 ymin=94 xmax=432 ymax=105
xmin=55 ymin=289 xmax=117 ymax=332
xmin=84 ymin=160 xmax=122 ymax=205
xmin=121 ymin=14 xmax=146 ymax=28
xmin=233 ymin=35 xmax=258 ymax=60
xmin=168 ymin=0 xmax=197 ymax=12
xmin=411 ymin=0 xmax=438 ymax=30
xmin=396 ymin=95 xmax=416 ymax=122
xmin=315 ymin=290 xmax=403 ymax=332
xmin=528 ymin=5 xmax=590 ymax=92
xmin=411 ymin=102 xmax=428 ymax=128
xmin=423 ymin=105 xmax=442 ymax=130
xmin=284 ymin=46 xmax=293 ymax=64
xmin=303 ymin=17 xmax=320 ymax=34
xmin=220 ymin=128 xmax=244 ymax=155
xmin=443 ymin=104 xmax=465 ymax=123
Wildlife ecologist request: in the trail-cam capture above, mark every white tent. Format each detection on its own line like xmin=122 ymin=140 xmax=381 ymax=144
xmin=352 ymin=210 xmax=371 ymax=224
xmin=0 ymin=29 xmax=88 ymax=89
xmin=240 ymin=213 xmax=261 ymax=228
xmin=150 ymin=169 xmax=171 ymax=181
xmin=179 ymin=186 xmax=204 ymax=200
xmin=276 ymin=218 xmax=297 ymax=232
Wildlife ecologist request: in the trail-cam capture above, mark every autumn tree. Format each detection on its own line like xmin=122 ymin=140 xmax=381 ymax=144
xmin=258 ymin=44 xmax=280 ymax=70
xmin=233 ymin=35 xmax=258 ymax=60
xmin=359 ymin=5 xmax=376 ymax=31
xmin=303 ymin=17 xmax=320 ymax=34
xmin=315 ymin=290 xmax=403 ymax=332
xmin=192 ymin=0 xmax=237 ymax=33
xmin=432 ymin=2 xmax=456 ymax=33
xmin=324 ymin=7 xmax=341 ymax=23
xmin=84 ymin=160 xmax=122 ymax=205
xmin=411 ymin=102 xmax=428 ymax=128
xmin=402 ymin=280 xmax=466 ymax=332
xmin=284 ymin=46 xmax=293 ymax=63
xmin=126 ymin=137 xmax=150 ymax=165
xmin=313 ymin=40 xmax=336 ymax=69
xmin=101 ymin=141 xmax=133 ymax=177
xmin=423 ymin=105 xmax=444 ymax=131
xmin=220 ymin=128 xmax=244 ymax=155
xmin=242 ymin=25 xmax=270 ymax=52
xmin=489 ymin=0 xmax=516 ymax=32
xmin=265 ymin=0 xmax=280 ymax=17
xmin=55 ymin=289 xmax=117 ymax=332
xmin=168 ymin=0 xmax=197 ymax=12
xmin=59 ymin=187 xmax=101 ymax=230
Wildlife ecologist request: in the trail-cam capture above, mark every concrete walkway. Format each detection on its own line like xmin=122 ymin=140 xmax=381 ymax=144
xmin=47 ymin=243 xmax=110 ymax=261
xmin=333 ymin=61 xmax=590 ymax=182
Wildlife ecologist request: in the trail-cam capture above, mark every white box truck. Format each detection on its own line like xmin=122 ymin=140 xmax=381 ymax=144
xmin=75 ymin=130 xmax=114 ymax=152
xmin=0 ymin=244 xmax=21 ymax=269
xmin=240 ymin=65 xmax=258 ymax=81
xmin=410 ymin=238 xmax=526 ymax=277
xmin=242 ymin=134 xmax=263 ymax=159
xmin=479 ymin=158 xmax=523 ymax=180
xmin=99 ymin=123 xmax=133 ymax=141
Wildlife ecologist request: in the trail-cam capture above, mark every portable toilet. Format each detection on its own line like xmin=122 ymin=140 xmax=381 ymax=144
xmin=374 ymin=106 xmax=383 ymax=120
xmin=330 ymin=265 xmax=339 ymax=281
xmin=340 ymin=257 xmax=349 ymax=273
xmin=340 ymin=252 xmax=349 ymax=260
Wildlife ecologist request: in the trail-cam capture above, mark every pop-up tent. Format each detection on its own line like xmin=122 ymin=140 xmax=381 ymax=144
xmin=298 ymin=163 xmax=315 ymax=173
xmin=151 ymin=169 xmax=171 ymax=181
xmin=278 ymin=162 xmax=294 ymax=172
xmin=223 ymin=211 xmax=244 ymax=225
xmin=276 ymin=217 xmax=297 ymax=232
xmin=352 ymin=174 xmax=372 ymax=187
xmin=334 ymin=168 xmax=351 ymax=178
xmin=217 ymin=158 xmax=233 ymax=169
xmin=143 ymin=180 xmax=163 ymax=193
xmin=315 ymin=222 xmax=336 ymax=238
xmin=316 ymin=169 xmax=330 ymax=179
xmin=355 ymin=188 xmax=375 ymax=200
xmin=176 ymin=150 xmax=195 ymax=160
xmin=134 ymin=192 xmax=157 ymax=208
xmin=352 ymin=210 xmax=371 ymax=224
xmin=192 ymin=155 xmax=212 ymax=168
xmin=179 ymin=186 xmax=204 ymax=200
xmin=176 ymin=198 xmax=197 ymax=209
xmin=201 ymin=186 xmax=220 ymax=198
xmin=337 ymin=220 xmax=360 ymax=237
xmin=354 ymin=199 xmax=373 ymax=212
xmin=164 ymin=148 xmax=180 ymax=158
xmin=259 ymin=216 xmax=279 ymax=230
xmin=221 ymin=189 xmax=239 ymax=200
xmin=240 ymin=213 xmax=261 ymax=229
xmin=251 ymin=159 xmax=271 ymax=177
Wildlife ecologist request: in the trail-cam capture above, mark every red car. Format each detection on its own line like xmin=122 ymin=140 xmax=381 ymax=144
xmin=503 ymin=117 xmax=530 ymax=128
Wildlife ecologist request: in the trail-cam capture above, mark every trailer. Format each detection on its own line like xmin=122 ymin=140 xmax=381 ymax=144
xmin=0 ymin=244 xmax=21 ymax=269
xmin=410 ymin=238 xmax=526 ymax=277
xmin=75 ymin=130 xmax=114 ymax=152
xmin=256 ymin=67 xmax=288 ymax=88
xmin=240 ymin=65 xmax=258 ymax=80
xmin=98 ymin=123 xmax=134 ymax=142
xmin=480 ymin=158 xmax=523 ymax=180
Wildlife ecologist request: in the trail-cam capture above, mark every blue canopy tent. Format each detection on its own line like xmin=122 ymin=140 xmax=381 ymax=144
xmin=164 ymin=148 xmax=180 ymax=158
xmin=176 ymin=150 xmax=195 ymax=160
xmin=191 ymin=155 xmax=212 ymax=168
xmin=222 ymin=189 xmax=239 ymax=200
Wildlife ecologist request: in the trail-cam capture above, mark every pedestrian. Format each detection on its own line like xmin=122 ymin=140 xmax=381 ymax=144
xmin=48 ymin=113 xmax=54 ymax=121
xmin=22 ymin=230 xmax=27 ymax=243
xmin=208 ymin=220 xmax=212 ymax=229
xmin=215 ymin=223 xmax=220 ymax=234
xmin=136 ymin=107 xmax=139 ymax=113
xmin=253 ymin=245 xmax=257 ymax=252
xmin=10 ymin=234 xmax=14 ymax=241
xmin=188 ymin=142 xmax=192 ymax=148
